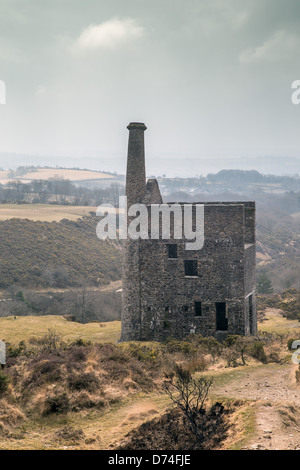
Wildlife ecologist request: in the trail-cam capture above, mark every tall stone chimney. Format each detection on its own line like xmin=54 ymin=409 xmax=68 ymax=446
xmin=126 ymin=122 xmax=147 ymax=207
xmin=120 ymin=122 xmax=147 ymax=342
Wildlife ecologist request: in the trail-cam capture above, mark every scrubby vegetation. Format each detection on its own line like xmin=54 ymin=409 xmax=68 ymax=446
xmin=0 ymin=311 xmax=298 ymax=449
xmin=0 ymin=288 xmax=122 ymax=322
xmin=118 ymin=401 xmax=232 ymax=450
xmin=258 ymin=290 xmax=300 ymax=322
xmin=0 ymin=174 xmax=124 ymax=206
xmin=0 ymin=215 xmax=122 ymax=288
xmin=1 ymin=335 xmax=159 ymax=434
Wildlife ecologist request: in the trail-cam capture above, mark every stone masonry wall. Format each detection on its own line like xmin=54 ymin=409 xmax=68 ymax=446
xmin=120 ymin=122 xmax=257 ymax=342
xmin=121 ymin=201 xmax=257 ymax=341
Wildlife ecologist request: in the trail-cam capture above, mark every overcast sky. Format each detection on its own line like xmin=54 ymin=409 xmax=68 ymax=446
xmin=0 ymin=0 xmax=300 ymax=175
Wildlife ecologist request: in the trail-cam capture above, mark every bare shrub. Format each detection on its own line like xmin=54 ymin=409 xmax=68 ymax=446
xmin=40 ymin=329 xmax=64 ymax=353
xmin=163 ymin=365 xmax=213 ymax=445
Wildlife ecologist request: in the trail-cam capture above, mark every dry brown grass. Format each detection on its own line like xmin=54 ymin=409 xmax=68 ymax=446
xmin=0 ymin=316 xmax=121 ymax=345
xmin=0 ymin=400 xmax=25 ymax=435
xmin=0 ymin=307 xmax=296 ymax=449
xmin=5 ymin=342 xmax=158 ymax=420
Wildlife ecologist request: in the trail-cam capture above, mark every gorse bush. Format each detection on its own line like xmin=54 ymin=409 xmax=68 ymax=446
xmin=7 ymin=341 xmax=27 ymax=358
xmin=249 ymin=341 xmax=267 ymax=364
xmin=0 ymin=373 xmax=10 ymax=396
xmin=163 ymin=339 xmax=197 ymax=356
xmin=127 ymin=343 xmax=160 ymax=365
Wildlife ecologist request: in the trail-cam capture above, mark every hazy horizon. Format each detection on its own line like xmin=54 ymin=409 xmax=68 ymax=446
xmin=0 ymin=152 xmax=299 ymax=178
xmin=1 ymin=0 xmax=300 ymax=175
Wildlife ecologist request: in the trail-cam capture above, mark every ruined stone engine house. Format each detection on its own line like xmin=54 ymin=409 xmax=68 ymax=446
xmin=121 ymin=122 xmax=257 ymax=342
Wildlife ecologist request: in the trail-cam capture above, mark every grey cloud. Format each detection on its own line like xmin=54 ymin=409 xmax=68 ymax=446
xmin=0 ymin=0 xmax=299 ymax=175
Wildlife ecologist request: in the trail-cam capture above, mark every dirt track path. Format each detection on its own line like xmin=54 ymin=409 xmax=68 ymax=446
xmin=213 ymin=363 xmax=300 ymax=450
xmin=214 ymin=363 xmax=299 ymax=403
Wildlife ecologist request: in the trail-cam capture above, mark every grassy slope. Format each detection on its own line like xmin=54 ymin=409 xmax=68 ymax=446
xmin=0 ymin=216 xmax=122 ymax=288
xmin=0 ymin=393 xmax=171 ymax=450
xmin=0 ymin=316 xmax=121 ymax=345
xmin=0 ymin=316 xmax=170 ymax=450
xmin=259 ymin=307 xmax=300 ymax=334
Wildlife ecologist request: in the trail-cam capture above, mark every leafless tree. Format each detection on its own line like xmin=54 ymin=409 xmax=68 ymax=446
xmin=163 ymin=365 xmax=213 ymax=445
xmin=72 ymin=284 xmax=95 ymax=323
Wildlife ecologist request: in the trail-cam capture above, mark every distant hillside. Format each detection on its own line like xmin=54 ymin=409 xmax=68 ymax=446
xmin=0 ymin=166 xmax=125 ymax=193
xmin=0 ymin=216 xmax=122 ymax=288
xmin=1 ymin=166 xmax=117 ymax=182
xmin=159 ymin=170 xmax=300 ymax=197
xmin=0 ymin=204 xmax=97 ymax=222
xmin=207 ymin=169 xmax=264 ymax=182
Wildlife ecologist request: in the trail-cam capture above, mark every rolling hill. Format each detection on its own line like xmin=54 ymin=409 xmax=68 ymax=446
xmin=0 ymin=215 xmax=122 ymax=288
